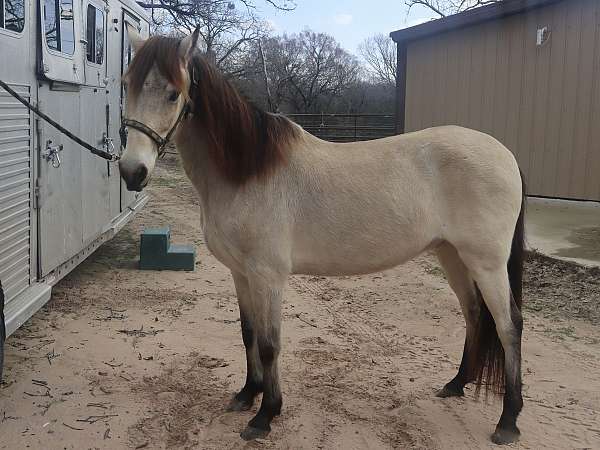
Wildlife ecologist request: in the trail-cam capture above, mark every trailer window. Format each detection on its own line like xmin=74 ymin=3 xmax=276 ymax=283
xmin=86 ymin=5 xmax=104 ymax=64
xmin=44 ymin=0 xmax=75 ymax=54
xmin=1 ymin=0 xmax=25 ymax=32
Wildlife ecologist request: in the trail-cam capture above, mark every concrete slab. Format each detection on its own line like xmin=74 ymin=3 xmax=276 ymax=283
xmin=526 ymin=197 xmax=600 ymax=267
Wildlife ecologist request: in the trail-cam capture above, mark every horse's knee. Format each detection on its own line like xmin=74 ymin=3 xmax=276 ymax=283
xmin=240 ymin=316 xmax=254 ymax=348
xmin=257 ymin=335 xmax=280 ymax=366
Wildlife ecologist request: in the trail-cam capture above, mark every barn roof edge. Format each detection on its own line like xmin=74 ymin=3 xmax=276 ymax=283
xmin=390 ymin=0 xmax=565 ymax=44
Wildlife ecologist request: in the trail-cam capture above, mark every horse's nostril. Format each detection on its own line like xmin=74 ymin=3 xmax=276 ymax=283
xmin=135 ymin=165 xmax=148 ymax=186
xmin=120 ymin=163 xmax=148 ymax=191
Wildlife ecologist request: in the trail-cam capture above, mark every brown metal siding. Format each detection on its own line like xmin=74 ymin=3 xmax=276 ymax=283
xmin=403 ymin=0 xmax=600 ymax=201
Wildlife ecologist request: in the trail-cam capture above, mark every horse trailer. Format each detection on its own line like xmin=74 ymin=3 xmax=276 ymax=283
xmin=0 ymin=0 xmax=150 ymax=376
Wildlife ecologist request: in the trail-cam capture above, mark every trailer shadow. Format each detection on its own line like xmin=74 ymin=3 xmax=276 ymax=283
xmin=92 ymin=227 xmax=140 ymax=270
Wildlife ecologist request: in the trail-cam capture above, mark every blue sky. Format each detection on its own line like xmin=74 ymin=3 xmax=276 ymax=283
xmin=260 ymin=0 xmax=437 ymax=54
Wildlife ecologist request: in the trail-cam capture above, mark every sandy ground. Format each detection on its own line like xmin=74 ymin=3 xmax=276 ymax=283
xmin=1 ymin=156 xmax=599 ymax=450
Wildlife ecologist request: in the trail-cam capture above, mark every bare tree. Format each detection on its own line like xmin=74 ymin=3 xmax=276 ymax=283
xmin=406 ymin=0 xmax=502 ymax=17
xmin=254 ymin=30 xmax=361 ymax=113
xmin=359 ymin=34 xmax=397 ymax=86
xmin=235 ymin=30 xmax=362 ymax=113
xmin=335 ymin=80 xmax=397 ymax=114
xmin=139 ymin=1 xmax=295 ymax=75
xmin=137 ymin=0 xmax=296 ymax=13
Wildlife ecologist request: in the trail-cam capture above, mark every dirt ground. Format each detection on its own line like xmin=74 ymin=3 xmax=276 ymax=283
xmin=1 ymin=155 xmax=599 ymax=450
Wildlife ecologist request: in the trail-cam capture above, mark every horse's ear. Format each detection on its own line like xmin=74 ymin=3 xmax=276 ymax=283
xmin=179 ymin=26 xmax=201 ymax=63
xmin=126 ymin=23 xmax=145 ymax=52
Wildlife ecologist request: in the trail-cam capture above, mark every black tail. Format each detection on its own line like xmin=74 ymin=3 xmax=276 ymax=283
xmin=470 ymin=172 xmax=526 ymax=395
xmin=507 ymin=173 xmax=526 ymax=310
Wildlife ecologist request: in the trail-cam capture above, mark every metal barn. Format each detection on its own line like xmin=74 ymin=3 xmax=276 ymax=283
xmin=391 ymin=0 xmax=600 ymax=201
xmin=0 ymin=0 xmax=150 ymax=365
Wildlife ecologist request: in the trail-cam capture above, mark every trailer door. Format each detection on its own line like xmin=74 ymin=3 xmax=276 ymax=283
xmin=119 ymin=11 xmax=146 ymax=211
xmin=79 ymin=0 xmax=111 ymax=244
xmin=37 ymin=0 xmax=85 ymax=275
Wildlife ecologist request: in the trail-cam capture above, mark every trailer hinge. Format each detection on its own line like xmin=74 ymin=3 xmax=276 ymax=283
xmin=33 ymin=178 xmax=42 ymax=209
xmin=34 ymin=116 xmax=43 ymax=209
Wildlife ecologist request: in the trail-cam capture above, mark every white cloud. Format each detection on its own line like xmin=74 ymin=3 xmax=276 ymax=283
xmin=333 ymin=13 xmax=353 ymax=26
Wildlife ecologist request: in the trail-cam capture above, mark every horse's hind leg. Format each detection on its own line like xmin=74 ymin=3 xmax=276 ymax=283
xmin=466 ymin=262 xmax=523 ymax=445
xmin=228 ymin=271 xmax=263 ymax=412
xmin=435 ymin=242 xmax=479 ymax=398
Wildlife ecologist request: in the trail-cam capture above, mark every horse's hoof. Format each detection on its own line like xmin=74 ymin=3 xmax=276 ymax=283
xmin=435 ymin=384 xmax=464 ymax=398
xmin=491 ymin=427 xmax=520 ymax=445
xmin=227 ymin=397 xmax=253 ymax=412
xmin=240 ymin=425 xmax=270 ymax=441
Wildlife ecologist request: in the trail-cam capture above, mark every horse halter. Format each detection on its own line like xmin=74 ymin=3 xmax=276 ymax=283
xmin=119 ymin=102 xmax=189 ymax=157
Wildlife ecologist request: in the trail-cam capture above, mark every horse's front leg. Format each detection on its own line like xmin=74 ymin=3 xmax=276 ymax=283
xmin=228 ymin=271 xmax=263 ymax=411
xmin=239 ymin=270 xmax=285 ymax=441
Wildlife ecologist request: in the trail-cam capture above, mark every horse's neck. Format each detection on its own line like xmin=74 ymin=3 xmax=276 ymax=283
xmin=174 ymin=119 xmax=311 ymax=217
xmin=174 ymin=126 xmax=231 ymax=214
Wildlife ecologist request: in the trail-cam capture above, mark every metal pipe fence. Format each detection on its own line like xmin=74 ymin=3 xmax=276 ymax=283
xmin=286 ymin=113 xmax=396 ymax=142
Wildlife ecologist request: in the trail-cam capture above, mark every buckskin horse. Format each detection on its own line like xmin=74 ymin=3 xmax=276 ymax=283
xmin=118 ymin=27 xmax=525 ymax=445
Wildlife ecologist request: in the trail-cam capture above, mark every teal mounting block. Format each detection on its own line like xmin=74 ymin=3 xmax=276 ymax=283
xmin=139 ymin=227 xmax=196 ymax=271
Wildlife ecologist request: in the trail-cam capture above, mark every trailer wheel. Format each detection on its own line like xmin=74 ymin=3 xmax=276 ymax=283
xmin=0 ymin=281 xmax=4 ymax=382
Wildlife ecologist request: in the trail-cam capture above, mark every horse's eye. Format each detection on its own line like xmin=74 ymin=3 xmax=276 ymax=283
xmin=168 ymin=91 xmax=180 ymax=102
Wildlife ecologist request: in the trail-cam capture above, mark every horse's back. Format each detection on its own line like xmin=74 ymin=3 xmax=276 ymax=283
xmin=296 ymin=124 xmax=521 ymax=216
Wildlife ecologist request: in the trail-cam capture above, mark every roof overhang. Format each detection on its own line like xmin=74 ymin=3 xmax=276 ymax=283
xmin=390 ymin=0 xmax=565 ymax=44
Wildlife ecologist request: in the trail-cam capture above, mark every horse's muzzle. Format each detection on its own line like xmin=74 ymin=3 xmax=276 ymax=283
xmin=119 ymin=163 xmax=148 ymax=192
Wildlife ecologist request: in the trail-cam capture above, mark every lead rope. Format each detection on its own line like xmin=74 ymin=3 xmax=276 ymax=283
xmin=0 ymin=78 xmax=119 ymax=162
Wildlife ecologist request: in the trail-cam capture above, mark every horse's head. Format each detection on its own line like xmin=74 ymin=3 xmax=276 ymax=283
xmin=119 ymin=27 xmax=199 ymax=191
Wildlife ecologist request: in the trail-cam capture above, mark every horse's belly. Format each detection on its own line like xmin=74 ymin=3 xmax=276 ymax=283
xmin=291 ymin=232 xmax=437 ymax=276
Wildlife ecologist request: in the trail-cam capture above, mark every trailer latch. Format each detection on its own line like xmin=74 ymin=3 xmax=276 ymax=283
xmin=43 ymin=140 xmax=64 ymax=168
